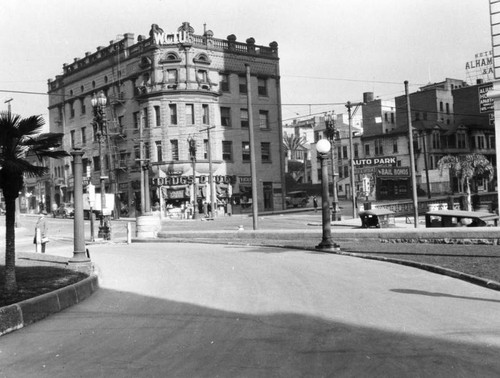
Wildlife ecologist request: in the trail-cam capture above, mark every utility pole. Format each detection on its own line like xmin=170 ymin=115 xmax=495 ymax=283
xmin=346 ymin=101 xmax=363 ymax=218
xmin=200 ymin=126 xmax=216 ymax=218
xmin=421 ymin=131 xmax=431 ymax=199
xmin=246 ymin=64 xmax=258 ymax=230
xmin=405 ymin=81 xmax=419 ymax=228
xmin=4 ymin=98 xmax=13 ymax=114
xmin=139 ymin=109 xmax=146 ymax=215
xmin=188 ymin=137 xmax=198 ymax=219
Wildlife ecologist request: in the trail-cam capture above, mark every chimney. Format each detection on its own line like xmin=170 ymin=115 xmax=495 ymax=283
xmin=363 ymin=92 xmax=374 ymax=103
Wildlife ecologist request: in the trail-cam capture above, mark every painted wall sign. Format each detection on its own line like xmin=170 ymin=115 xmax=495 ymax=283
xmin=353 ymin=157 xmax=396 ymax=166
xmin=376 ymin=167 xmax=410 ymax=177
xmin=479 ymin=83 xmax=494 ymax=113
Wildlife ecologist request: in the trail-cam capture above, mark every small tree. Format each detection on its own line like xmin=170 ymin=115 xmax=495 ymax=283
xmin=0 ymin=112 xmax=68 ymax=294
xmin=437 ymin=153 xmax=494 ymax=211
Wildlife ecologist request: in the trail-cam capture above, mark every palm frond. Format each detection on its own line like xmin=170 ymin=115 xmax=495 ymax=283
xmin=16 ymin=115 xmax=45 ymax=137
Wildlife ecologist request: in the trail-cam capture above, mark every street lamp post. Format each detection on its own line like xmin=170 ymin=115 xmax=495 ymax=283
xmin=91 ymin=92 xmax=111 ymax=240
xmin=315 ymin=139 xmax=340 ymax=251
xmin=68 ymin=149 xmax=91 ymax=271
xmin=325 ymin=113 xmax=339 ymax=214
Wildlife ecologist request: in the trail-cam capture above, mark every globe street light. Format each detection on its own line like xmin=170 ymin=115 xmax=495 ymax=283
xmin=315 ymin=139 xmax=340 ymax=251
xmin=91 ymin=92 xmax=111 ymax=240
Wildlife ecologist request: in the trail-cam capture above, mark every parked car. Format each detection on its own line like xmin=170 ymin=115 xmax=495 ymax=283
xmin=54 ymin=203 xmax=74 ymax=218
xmin=285 ymin=191 xmax=309 ymax=208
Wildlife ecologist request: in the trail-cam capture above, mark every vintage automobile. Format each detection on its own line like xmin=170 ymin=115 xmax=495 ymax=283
xmin=285 ymin=191 xmax=309 ymax=208
xmin=358 ymin=208 xmax=396 ymax=228
xmin=425 ymin=209 xmax=499 ymax=228
xmin=54 ymin=203 xmax=74 ymax=218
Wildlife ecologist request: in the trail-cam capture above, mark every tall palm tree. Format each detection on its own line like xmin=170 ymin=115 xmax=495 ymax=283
xmin=437 ymin=153 xmax=494 ymax=211
xmin=283 ymin=132 xmax=306 ymax=159
xmin=0 ymin=112 xmax=68 ymax=294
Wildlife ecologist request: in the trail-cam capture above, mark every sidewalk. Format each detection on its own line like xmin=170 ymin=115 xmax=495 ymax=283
xmin=147 ymin=208 xmax=500 ymax=245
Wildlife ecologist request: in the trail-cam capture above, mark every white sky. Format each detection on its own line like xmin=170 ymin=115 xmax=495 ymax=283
xmin=0 ymin=0 xmax=493 ymax=124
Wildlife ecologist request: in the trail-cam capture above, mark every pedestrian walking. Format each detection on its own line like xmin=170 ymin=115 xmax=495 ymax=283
xmin=313 ymin=196 xmax=318 ymax=213
xmin=34 ymin=210 xmax=49 ymax=253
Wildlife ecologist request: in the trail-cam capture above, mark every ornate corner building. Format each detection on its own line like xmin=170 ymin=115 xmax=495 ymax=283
xmin=46 ymin=22 xmax=286 ymax=217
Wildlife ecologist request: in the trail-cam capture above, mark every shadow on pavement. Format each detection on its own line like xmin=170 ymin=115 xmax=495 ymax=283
xmin=2 ymin=288 xmax=500 ymax=377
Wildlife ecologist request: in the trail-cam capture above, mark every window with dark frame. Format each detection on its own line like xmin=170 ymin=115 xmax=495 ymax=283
xmin=239 ymin=76 xmax=247 ymax=94
xmin=93 ymin=156 xmax=100 ymax=171
xmin=169 ymin=104 xmax=177 ymax=125
xmin=258 ymin=77 xmax=267 ymax=96
xmin=261 ymin=142 xmax=271 ymax=162
xmin=202 ymin=104 xmax=209 ymax=124
xmin=240 ymin=108 xmax=249 ymax=128
xmin=220 ymin=73 xmax=230 ymax=92
xmin=81 ymin=127 xmax=86 ymax=145
xmin=80 ymin=98 xmax=86 ymax=115
xmin=170 ymin=139 xmax=179 ymax=161
xmin=143 ymin=108 xmax=149 ymax=128
xmin=154 ymin=106 xmax=161 ymax=127
xmin=222 ymin=141 xmax=233 ymax=161
xmin=156 ymin=141 xmax=163 ymax=162
xmin=133 ymin=112 xmax=139 ymax=129
xmin=186 ymin=104 xmax=194 ymax=125
xmin=221 ymin=107 xmax=231 ymax=127
xmin=259 ymin=110 xmax=269 ymax=129
xmin=242 ymin=142 xmax=250 ymax=162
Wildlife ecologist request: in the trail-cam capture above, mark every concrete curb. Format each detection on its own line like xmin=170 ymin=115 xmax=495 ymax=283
xmin=333 ymin=250 xmax=500 ymax=292
xmin=155 ymin=227 xmax=500 ymax=245
xmin=0 ymin=274 xmax=99 ymax=337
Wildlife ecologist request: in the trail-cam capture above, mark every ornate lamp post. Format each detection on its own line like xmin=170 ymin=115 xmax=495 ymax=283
xmin=68 ymin=149 xmax=91 ymax=271
xmin=315 ymin=139 xmax=340 ymax=251
xmin=325 ymin=113 xmax=339 ymax=214
xmin=91 ymin=92 xmax=111 ymax=240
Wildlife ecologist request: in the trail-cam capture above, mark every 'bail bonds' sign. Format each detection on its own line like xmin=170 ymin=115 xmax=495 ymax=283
xmin=376 ymin=167 xmax=410 ymax=177
xmin=353 ymin=157 xmax=396 ymax=166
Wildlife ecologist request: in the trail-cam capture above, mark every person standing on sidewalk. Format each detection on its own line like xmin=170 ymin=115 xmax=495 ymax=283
xmin=313 ymin=196 xmax=318 ymax=213
xmin=34 ymin=210 xmax=49 ymax=253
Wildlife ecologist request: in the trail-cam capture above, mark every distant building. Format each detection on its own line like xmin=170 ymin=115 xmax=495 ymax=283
xmin=43 ymin=22 xmax=285 ymax=216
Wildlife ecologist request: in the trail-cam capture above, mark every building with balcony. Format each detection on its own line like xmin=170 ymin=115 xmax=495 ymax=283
xmin=46 ymin=22 xmax=285 ymax=217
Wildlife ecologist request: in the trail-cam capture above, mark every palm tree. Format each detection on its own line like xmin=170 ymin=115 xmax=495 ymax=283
xmin=283 ymin=132 xmax=306 ymax=172
xmin=437 ymin=153 xmax=494 ymax=211
xmin=0 ymin=112 xmax=68 ymax=294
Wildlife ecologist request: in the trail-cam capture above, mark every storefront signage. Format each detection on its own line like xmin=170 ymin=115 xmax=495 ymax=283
xmin=152 ymin=175 xmax=235 ymax=186
xmin=376 ymin=167 xmax=410 ymax=177
xmin=479 ymin=83 xmax=494 ymax=113
xmin=239 ymin=176 xmax=252 ymax=183
xmin=353 ymin=157 xmax=396 ymax=166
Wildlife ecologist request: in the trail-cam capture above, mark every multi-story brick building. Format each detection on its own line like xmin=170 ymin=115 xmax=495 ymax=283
xmin=44 ymin=22 xmax=285 ymax=217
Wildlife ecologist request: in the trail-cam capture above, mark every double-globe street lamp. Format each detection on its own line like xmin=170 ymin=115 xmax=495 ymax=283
xmin=91 ymin=92 xmax=111 ymax=240
xmin=315 ymin=139 xmax=340 ymax=251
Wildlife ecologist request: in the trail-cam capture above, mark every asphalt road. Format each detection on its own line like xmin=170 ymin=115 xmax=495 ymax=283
xmin=2 ymin=242 xmax=500 ymax=377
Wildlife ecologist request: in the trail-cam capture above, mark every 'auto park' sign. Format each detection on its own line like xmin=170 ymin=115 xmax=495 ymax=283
xmin=353 ymin=157 xmax=396 ymax=166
